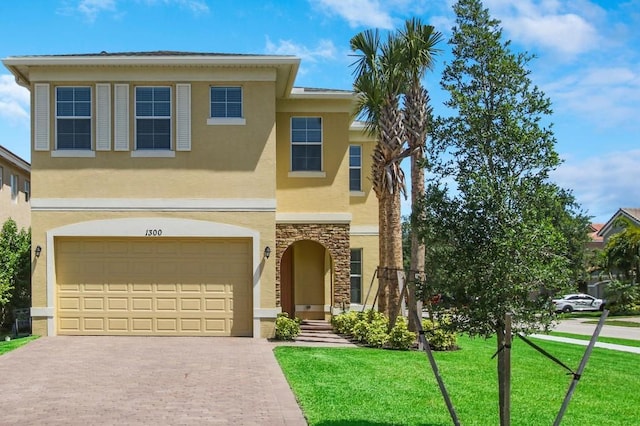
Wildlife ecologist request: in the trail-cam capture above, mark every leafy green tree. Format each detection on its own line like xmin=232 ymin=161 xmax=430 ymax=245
xmin=603 ymin=217 xmax=640 ymax=283
xmin=415 ymin=0 xmax=587 ymax=423
xmin=0 ymin=219 xmax=31 ymax=329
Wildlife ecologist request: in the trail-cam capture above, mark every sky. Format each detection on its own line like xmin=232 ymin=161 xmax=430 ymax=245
xmin=0 ymin=0 xmax=638 ymax=223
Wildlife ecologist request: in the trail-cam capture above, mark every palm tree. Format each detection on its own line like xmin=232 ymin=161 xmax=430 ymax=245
xmin=398 ymin=18 xmax=443 ymax=330
xmin=351 ymin=30 xmax=408 ymax=321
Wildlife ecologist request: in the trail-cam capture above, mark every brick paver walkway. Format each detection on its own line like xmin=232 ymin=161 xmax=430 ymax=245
xmin=0 ymin=337 xmax=307 ymax=425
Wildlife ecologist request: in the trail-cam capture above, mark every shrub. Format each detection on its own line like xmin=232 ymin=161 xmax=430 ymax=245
xmin=365 ymin=315 xmax=389 ymax=348
xmin=422 ymin=316 xmax=458 ymax=351
xmin=274 ymin=313 xmax=301 ymax=341
xmin=388 ymin=316 xmax=416 ymax=350
xmin=331 ymin=310 xmax=361 ymax=335
xmin=348 ymin=310 xmax=390 ymax=347
xmin=605 ymin=280 xmax=640 ymax=314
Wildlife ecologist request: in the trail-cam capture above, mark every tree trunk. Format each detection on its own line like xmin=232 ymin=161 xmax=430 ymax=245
xmin=409 ymin=149 xmax=426 ymax=330
xmin=376 ymin=191 xmax=388 ymax=316
xmin=387 ymin=190 xmax=403 ymax=326
xmin=496 ymin=320 xmax=511 ymax=426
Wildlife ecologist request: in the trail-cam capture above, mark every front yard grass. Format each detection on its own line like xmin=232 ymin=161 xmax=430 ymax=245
xmin=275 ymin=335 xmax=639 ymax=425
xmin=0 ymin=335 xmax=38 ymax=355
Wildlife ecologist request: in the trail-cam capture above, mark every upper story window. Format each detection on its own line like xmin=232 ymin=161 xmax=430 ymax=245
xmin=56 ymin=87 xmax=92 ymax=150
xmin=211 ymin=87 xmax=242 ymax=118
xmin=135 ymin=86 xmax=171 ymax=150
xmin=349 ymin=145 xmax=362 ymax=192
xmin=291 ymin=117 xmax=322 ymax=172
xmin=10 ymin=174 xmax=18 ymax=202
xmin=24 ymin=180 xmax=30 ymax=202
xmin=0 ymin=166 xmax=3 ymax=189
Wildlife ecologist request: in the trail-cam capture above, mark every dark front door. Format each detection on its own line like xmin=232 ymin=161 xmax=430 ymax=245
xmin=280 ymin=247 xmax=294 ymax=317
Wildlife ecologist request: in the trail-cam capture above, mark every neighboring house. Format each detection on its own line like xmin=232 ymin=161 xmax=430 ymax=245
xmin=598 ymin=208 xmax=640 ymax=243
xmin=2 ymin=51 xmax=379 ymax=338
xmin=587 ymin=208 xmax=640 ymax=298
xmin=587 ymin=223 xmax=604 ymax=250
xmin=0 ymin=144 xmax=30 ymax=230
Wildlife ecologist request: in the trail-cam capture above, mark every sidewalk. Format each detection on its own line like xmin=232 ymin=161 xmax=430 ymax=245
xmin=529 ymin=334 xmax=640 ymax=354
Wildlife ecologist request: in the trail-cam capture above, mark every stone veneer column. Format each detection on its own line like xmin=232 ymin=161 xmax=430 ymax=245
xmin=275 ymin=223 xmax=350 ymax=310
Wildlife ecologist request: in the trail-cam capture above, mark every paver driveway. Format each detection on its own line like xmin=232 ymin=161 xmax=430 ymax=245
xmin=0 ymin=336 xmax=307 ymax=425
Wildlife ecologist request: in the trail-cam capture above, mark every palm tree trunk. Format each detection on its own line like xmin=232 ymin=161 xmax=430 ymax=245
xmin=377 ymin=192 xmax=388 ymax=316
xmin=409 ymin=149 xmax=426 ymax=329
xmin=387 ymin=190 xmax=403 ymax=325
xmin=405 ymin=84 xmax=429 ymax=330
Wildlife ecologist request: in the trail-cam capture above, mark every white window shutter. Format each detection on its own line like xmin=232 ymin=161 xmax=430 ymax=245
xmin=176 ymin=83 xmax=191 ymax=151
xmin=34 ymin=84 xmax=50 ymax=151
xmin=114 ymin=84 xmax=129 ymax=151
xmin=96 ymin=83 xmax=111 ymax=151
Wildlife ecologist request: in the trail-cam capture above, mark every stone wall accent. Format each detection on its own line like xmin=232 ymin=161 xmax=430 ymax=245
xmin=275 ymin=223 xmax=350 ymax=308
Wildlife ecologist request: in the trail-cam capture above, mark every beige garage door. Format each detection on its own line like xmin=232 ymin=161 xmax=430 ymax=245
xmin=55 ymin=237 xmax=252 ymax=336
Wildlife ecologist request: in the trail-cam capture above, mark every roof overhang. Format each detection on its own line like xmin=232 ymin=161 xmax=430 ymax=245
xmin=0 ymin=145 xmax=30 ymax=173
xmin=2 ymin=54 xmax=301 ymax=99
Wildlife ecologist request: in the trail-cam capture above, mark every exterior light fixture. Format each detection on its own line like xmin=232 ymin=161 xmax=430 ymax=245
xmin=35 ymin=245 xmax=42 ymax=258
xmin=264 ymin=246 xmax=271 ymax=259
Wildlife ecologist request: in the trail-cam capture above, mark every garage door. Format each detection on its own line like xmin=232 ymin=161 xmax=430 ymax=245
xmin=55 ymin=237 xmax=252 ymax=336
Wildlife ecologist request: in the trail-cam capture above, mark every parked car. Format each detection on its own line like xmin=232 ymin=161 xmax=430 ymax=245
xmin=553 ymin=294 xmax=605 ymax=313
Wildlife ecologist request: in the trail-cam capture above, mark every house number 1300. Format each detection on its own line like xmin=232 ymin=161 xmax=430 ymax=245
xmin=145 ymin=229 xmax=163 ymax=236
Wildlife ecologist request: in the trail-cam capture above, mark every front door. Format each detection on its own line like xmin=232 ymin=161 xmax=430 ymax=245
xmin=280 ymin=247 xmax=294 ymax=317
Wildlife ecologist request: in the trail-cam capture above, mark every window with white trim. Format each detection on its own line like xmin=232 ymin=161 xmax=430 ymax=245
xmin=24 ymin=180 xmax=30 ymax=202
xmin=291 ymin=117 xmax=322 ymax=171
xmin=349 ymin=145 xmax=362 ymax=192
xmin=56 ymin=87 xmax=92 ymax=150
xmin=350 ymin=249 xmax=362 ymax=304
xmin=10 ymin=174 xmax=18 ymax=202
xmin=135 ymin=86 xmax=171 ymax=150
xmin=211 ymin=87 xmax=242 ymax=118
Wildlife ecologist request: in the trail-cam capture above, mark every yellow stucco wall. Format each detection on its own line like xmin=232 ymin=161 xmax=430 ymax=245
xmin=275 ymin=106 xmax=352 ymax=214
xmin=31 ymin=77 xmax=277 ymax=200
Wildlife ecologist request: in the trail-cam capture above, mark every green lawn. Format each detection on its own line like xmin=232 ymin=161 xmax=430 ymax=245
xmin=0 ymin=335 xmax=38 ymax=355
xmin=549 ymin=331 xmax=640 ymax=348
xmin=275 ymin=336 xmax=638 ymax=425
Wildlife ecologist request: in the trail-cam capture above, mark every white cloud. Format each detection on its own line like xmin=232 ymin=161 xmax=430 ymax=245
xmin=544 ymin=65 xmax=640 ymax=129
xmin=0 ymin=75 xmax=29 ymax=123
xmin=63 ymin=0 xmax=209 ymax=21
xmin=140 ymin=0 xmax=209 ymax=14
xmin=552 ymin=150 xmax=640 ymax=222
xmin=484 ymin=0 xmax=600 ymax=56
xmin=78 ymin=0 xmax=116 ymax=21
xmin=265 ymin=38 xmax=337 ymax=63
xmin=314 ymin=0 xmax=394 ymax=29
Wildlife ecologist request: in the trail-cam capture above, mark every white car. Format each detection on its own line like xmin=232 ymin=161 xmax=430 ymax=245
xmin=553 ymin=294 xmax=605 ymax=313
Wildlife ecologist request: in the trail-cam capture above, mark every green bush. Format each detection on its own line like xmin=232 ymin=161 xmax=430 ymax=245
xmin=605 ymin=280 xmax=640 ymax=314
xmin=348 ymin=310 xmax=390 ymax=347
xmin=388 ymin=316 xmax=416 ymax=350
xmin=274 ymin=313 xmax=301 ymax=341
xmin=365 ymin=315 xmax=389 ymax=348
xmin=422 ymin=316 xmax=458 ymax=351
xmin=331 ymin=310 xmax=361 ymax=335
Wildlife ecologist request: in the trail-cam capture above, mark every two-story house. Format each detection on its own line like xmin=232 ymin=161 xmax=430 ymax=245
xmin=3 ymin=51 xmax=378 ymax=338
xmin=0 ymin=145 xmax=31 ymax=230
